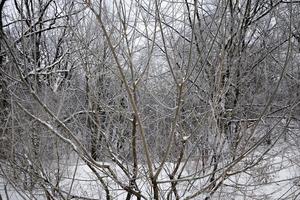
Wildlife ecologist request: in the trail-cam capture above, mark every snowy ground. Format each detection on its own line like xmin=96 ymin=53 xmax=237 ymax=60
xmin=1 ymin=140 xmax=299 ymax=199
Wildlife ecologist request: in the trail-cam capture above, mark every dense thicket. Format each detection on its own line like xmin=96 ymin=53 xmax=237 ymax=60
xmin=0 ymin=0 xmax=300 ymax=199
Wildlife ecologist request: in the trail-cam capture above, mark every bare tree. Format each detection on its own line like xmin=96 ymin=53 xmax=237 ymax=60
xmin=0 ymin=0 xmax=300 ymax=199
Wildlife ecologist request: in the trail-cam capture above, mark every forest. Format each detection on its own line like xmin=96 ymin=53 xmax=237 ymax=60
xmin=0 ymin=0 xmax=300 ymax=199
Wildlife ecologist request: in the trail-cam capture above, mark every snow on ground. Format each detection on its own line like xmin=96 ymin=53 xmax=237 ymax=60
xmin=0 ymin=142 xmax=299 ymax=199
